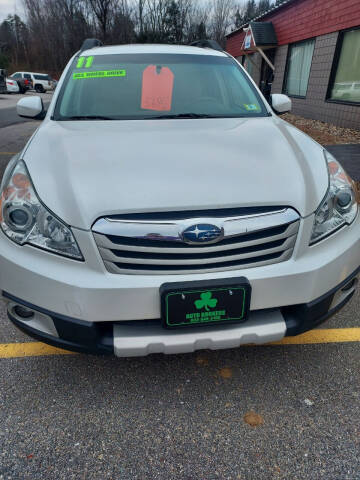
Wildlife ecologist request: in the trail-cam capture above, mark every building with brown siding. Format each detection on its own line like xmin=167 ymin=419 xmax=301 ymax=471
xmin=226 ymin=0 xmax=360 ymax=129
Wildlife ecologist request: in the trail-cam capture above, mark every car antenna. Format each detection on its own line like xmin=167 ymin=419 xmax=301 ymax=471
xmin=189 ymin=39 xmax=223 ymax=51
xmin=79 ymin=38 xmax=103 ymax=53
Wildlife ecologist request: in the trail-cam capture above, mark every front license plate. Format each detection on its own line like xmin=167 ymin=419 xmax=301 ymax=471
xmin=160 ymin=278 xmax=251 ymax=329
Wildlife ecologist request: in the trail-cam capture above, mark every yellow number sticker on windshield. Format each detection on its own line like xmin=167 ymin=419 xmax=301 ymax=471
xmin=76 ymin=57 xmax=85 ymax=68
xmin=85 ymin=56 xmax=94 ymax=68
xmin=73 ymin=70 xmax=126 ymax=80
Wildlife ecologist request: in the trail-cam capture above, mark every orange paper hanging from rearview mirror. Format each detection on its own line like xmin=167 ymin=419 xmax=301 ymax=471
xmin=141 ymin=65 xmax=174 ymax=111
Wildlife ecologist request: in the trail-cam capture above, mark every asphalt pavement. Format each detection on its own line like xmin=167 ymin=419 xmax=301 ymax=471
xmin=0 ymin=116 xmax=359 ymax=479
xmin=326 ymin=145 xmax=360 ymax=181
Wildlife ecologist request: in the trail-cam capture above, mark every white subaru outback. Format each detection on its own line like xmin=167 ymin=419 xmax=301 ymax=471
xmin=1 ymin=40 xmax=359 ymax=356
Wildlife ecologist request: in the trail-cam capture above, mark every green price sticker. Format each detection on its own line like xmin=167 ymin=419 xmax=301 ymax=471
xmin=73 ymin=69 xmax=126 ymax=80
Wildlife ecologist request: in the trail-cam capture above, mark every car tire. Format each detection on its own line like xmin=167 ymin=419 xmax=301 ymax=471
xmin=35 ymin=85 xmax=45 ymax=93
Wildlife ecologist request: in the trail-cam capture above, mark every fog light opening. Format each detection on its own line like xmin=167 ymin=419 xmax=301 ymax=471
xmin=13 ymin=305 xmax=35 ymax=319
xmin=341 ymin=277 xmax=358 ymax=292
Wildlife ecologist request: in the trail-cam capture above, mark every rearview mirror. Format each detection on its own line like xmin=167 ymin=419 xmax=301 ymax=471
xmin=17 ymin=96 xmax=46 ymax=119
xmin=270 ymin=94 xmax=291 ymax=115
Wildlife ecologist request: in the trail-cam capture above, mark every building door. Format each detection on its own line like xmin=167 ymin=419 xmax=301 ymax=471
xmin=259 ymin=48 xmax=276 ymax=101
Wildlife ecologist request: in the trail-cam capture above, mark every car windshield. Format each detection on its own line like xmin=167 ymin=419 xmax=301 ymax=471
xmin=54 ymin=53 xmax=268 ymax=120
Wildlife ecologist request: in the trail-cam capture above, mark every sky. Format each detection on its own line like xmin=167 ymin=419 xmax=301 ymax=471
xmin=0 ymin=0 xmax=23 ymax=22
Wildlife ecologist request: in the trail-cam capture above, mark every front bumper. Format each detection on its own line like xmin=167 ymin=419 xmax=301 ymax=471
xmin=4 ymin=267 xmax=358 ymax=356
xmin=1 ymin=214 xmax=360 ymax=356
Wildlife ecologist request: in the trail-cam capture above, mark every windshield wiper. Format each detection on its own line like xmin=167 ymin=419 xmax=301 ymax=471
xmin=63 ymin=115 xmax=114 ymax=120
xmin=146 ymin=113 xmax=216 ymax=119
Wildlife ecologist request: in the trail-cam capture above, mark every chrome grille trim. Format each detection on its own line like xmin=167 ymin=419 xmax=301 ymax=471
xmin=104 ymin=250 xmax=293 ymax=275
xmin=93 ymin=208 xmax=297 ymax=241
xmin=92 ymin=208 xmax=300 ymax=275
xmin=93 ymin=222 xmax=298 ymax=254
xmin=98 ymin=235 xmax=296 ymax=265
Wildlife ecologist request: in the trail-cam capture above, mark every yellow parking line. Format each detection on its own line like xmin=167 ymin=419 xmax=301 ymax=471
xmin=0 ymin=342 xmax=76 ymax=358
xmin=0 ymin=328 xmax=359 ymax=358
xmin=0 ymin=152 xmax=16 ymax=155
xmin=271 ymin=328 xmax=360 ymax=345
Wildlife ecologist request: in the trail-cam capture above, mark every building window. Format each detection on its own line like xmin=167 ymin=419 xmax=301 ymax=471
xmin=284 ymin=39 xmax=315 ymax=97
xmin=328 ymin=28 xmax=360 ymax=104
xmin=244 ymin=55 xmax=254 ymax=77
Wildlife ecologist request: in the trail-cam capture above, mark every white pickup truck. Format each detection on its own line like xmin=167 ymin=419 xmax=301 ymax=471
xmin=11 ymin=71 xmax=54 ymax=93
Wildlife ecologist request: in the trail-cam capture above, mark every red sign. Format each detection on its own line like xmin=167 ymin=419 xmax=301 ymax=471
xmin=141 ymin=65 xmax=174 ymax=111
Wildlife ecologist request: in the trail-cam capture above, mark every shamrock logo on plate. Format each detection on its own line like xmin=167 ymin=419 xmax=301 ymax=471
xmin=194 ymin=292 xmax=218 ymax=311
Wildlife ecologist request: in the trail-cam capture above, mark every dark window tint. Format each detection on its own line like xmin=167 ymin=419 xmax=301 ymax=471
xmin=329 ymin=29 xmax=360 ymax=104
xmin=34 ymin=74 xmax=50 ymax=80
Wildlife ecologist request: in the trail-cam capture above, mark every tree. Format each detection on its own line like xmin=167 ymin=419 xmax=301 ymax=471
xmin=234 ymin=7 xmax=245 ymax=28
xmin=108 ymin=0 xmax=136 ymax=44
xmin=0 ymin=52 xmax=10 ymax=69
xmin=195 ymin=21 xmax=207 ymax=39
xmin=186 ymin=1 xmax=210 ymax=43
xmin=0 ymin=14 xmax=29 ymax=69
xmin=109 ymin=12 xmax=136 ymax=44
xmin=5 ymin=0 xmax=272 ymax=73
xmin=137 ymin=0 xmax=146 ymax=36
xmin=164 ymin=1 xmax=183 ymax=43
xmin=243 ymin=0 xmax=257 ymax=22
xmin=211 ymin=0 xmax=235 ymax=47
xmin=86 ymin=0 xmax=116 ymax=42
xmin=257 ymin=0 xmax=271 ymax=16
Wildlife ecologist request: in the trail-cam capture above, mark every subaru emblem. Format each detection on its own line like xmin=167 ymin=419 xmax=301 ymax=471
xmin=181 ymin=224 xmax=224 ymax=245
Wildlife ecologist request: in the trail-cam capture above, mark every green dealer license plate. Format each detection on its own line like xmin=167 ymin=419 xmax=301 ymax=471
xmin=160 ymin=278 xmax=251 ymax=329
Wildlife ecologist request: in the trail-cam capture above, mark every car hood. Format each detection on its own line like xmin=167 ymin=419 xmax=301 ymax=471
xmin=24 ymin=117 xmax=328 ymax=229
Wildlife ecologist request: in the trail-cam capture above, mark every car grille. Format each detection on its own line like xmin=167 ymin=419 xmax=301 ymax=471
xmin=92 ymin=207 xmax=300 ymax=275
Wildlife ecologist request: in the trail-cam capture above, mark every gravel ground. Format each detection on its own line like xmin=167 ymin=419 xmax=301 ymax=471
xmin=282 ymin=114 xmax=360 ymax=145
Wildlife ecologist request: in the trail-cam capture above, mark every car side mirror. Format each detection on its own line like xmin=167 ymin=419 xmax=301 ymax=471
xmin=270 ymin=94 xmax=291 ymax=115
xmin=16 ymin=96 xmax=46 ymax=120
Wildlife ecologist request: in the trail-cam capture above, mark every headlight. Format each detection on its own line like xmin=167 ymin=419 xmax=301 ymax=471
xmin=0 ymin=160 xmax=83 ymax=260
xmin=310 ymin=150 xmax=358 ymax=244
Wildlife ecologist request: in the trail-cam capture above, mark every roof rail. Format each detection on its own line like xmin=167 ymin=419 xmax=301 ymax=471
xmin=80 ymin=38 xmax=103 ymax=53
xmin=189 ymin=39 xmax=223 ymax=51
